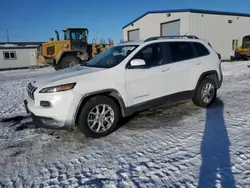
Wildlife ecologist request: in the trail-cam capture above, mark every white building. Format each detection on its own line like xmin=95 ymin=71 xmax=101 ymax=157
xmin=0 ymin=44 xmax=42 ymax=70
xmin=122 ymin=9 xmax=250 ymax=60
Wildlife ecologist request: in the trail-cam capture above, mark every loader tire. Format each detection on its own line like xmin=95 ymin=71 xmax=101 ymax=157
xmin=57 ymin=56 xmax=80 ymax=70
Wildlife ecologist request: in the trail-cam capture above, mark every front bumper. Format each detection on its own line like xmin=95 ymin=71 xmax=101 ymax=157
xmin=24 ymin=97 xmax=75 ymax=131
xmin=37 ymin=55 xmax=46 ymax=64
xmin=37 ymin=56 xmax=55 ymax=65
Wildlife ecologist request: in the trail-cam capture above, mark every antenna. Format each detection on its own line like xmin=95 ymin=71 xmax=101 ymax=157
xmin=6 ymin=29 xmax=10 ymax=42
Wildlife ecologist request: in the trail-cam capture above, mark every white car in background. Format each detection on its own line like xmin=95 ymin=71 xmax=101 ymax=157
xmin=24 ymin=35 xmax=223 ymax=138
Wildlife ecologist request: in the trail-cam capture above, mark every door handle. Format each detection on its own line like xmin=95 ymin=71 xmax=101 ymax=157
xmin=197 ymin=62 xmax=201 ymax=65
xmin=161 ymin=68 xmax=170 ymax=72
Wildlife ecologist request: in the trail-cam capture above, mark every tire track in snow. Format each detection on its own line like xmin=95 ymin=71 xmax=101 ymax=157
xmin=0 ymin=101 xmax=203 ymax=187
xmin=0 ymin=62 xmax=250 ymax=187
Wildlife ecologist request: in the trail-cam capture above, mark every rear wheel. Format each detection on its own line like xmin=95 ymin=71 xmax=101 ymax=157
xmin=192 ymin=77 xmax=217 ymax=107
xmin=56 ymin=56 xmax=80 ymax=70
xmin=77 ymin=96 xmax=120 ymax=138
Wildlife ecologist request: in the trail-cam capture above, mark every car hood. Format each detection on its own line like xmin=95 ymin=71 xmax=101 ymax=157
xmin=33 ymin=65 xmax=105 ymax=88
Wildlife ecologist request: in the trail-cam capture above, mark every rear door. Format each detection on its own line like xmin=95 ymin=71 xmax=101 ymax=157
xmin=161 ymin=41 xmax=201 ymax=94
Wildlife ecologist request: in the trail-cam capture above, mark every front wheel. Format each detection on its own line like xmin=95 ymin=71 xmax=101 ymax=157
xmin=192 ymin=78 xmax=217 ymax=107
xmin=56 ymin=56 xmax=80 ymax=70
xmin=77 ymin=96 xmax=120 ymax=138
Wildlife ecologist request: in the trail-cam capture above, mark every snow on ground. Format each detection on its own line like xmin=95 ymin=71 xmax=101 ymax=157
xmin=0 ymin=62 xmax=250 ymax=187
xmin=0 ymin=68 xmax=54 ymax=119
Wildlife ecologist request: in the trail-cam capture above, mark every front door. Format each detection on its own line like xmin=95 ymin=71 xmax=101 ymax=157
xmin=125 ymin=43 xmax=168 ymax=106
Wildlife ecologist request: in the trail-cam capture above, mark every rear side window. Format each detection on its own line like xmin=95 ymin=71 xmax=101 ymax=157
xmin=167 ymin=42 xmax=196 ymax=63
xmin=193 ymin=42 xmax=210 ymax=57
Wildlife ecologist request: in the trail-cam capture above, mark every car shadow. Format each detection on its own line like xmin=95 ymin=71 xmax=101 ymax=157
xmin=116 ymin=113 xmax=139 ymax=130
xmin=198 ymin=98 xmax=235 ymax=188
xmin=0 ymin=115 xmax=29 ymax=123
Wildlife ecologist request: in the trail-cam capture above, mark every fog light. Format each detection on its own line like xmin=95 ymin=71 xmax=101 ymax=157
xmin=40 ymin=101 xmax=51 ymax=107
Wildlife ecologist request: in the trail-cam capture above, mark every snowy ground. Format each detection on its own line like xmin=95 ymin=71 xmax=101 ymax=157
xmin=0 ymin=62 xmax=250 ymax=188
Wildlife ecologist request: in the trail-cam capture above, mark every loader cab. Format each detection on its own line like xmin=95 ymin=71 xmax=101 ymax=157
xmin=242 ymin=35 xmax=250 ymax=49
xmin=63 ymin=28 xmax=89 ymax=53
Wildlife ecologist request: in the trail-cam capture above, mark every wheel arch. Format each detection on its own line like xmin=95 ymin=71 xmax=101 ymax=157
xmin=74 ymin=89 xmax=128 ymax=124
xmin=55 ymin=50 xmax=81 ymax=64
xmin=195 ymin=70 xmax=220 ymax=90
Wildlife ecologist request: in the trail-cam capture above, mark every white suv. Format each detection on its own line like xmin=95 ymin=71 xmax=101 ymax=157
xmin=24 ymin=35 xmax=223 ymax=138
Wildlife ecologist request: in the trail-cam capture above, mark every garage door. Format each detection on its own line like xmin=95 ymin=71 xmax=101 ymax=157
xmin=161 ymin=20 xmax=180 ymax=36
xmin=128 ymin=29 xmax=140 ymax=41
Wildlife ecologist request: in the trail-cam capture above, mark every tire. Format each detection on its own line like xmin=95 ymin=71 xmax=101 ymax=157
xmin=243 ymin=55 xmax=249 ymax=61
xmin=57 ymin=56 xmax=80 ymax=70
xmin=192 ymin=77 xmax=217 ymax=108
xmin=77 ymin=95 xmax=120 ymax=138
xmin=54 ymin=66 xmax=60 ymax=71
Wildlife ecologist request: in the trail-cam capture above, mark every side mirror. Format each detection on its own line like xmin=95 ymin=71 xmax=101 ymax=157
xmin=130 ymin=59 xmax=146 ymax=67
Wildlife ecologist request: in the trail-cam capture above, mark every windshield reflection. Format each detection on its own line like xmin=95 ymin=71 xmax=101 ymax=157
xmin=84 ymin=45 xmax=138 ymax=68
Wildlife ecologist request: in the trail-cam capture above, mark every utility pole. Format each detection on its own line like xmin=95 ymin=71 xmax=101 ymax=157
xmin=6 ymin=29 xmax=10 ymax=42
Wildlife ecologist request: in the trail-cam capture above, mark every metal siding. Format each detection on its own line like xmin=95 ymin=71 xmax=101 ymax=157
xmin=189 ymin=13 xmax=250 ymax=59
xmin=123 ymin=12 xmax=190 ymax=41
xmin=0 ymin=48 xmax=38 ymax=69
xmin=122 ymin=9 xmax=250 ymax=29
xmin=161 ymin=20 xmax=180 ymax=36
xmin=128 ymin=29 xmax=140 ymax=41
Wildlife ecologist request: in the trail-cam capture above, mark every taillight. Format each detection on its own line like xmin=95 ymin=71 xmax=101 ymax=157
xmin=217 ymin=53 xmax=221 ymax=60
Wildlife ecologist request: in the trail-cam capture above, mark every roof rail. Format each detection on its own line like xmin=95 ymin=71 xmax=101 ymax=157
xmin=144 ymin=35 xmax=199 ymax=42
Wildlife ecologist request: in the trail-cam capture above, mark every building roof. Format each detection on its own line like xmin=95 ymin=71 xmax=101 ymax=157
xmin=123 ymin=9 xmax=250 ymax=29
xmin=0 ymin=46 xmax=39 ymax=50
xmin=0 ymin=42 xmax=44 ymax=46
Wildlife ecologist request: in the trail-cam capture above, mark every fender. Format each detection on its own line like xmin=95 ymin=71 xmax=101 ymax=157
xmin=195 ymin=70 xmax=221 ymax=90
xmin=74 ymin=89 xmax=129 ymax=123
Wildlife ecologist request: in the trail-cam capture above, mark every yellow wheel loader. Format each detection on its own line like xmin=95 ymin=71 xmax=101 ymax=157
xmin=232 ymin=35 xmax=250 ymax=61
xmin=37 ymin=28 xmax=114 ymax=70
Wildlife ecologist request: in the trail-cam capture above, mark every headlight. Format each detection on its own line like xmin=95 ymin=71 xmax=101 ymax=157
xmin=39 ymin=83 xmax=76 ymax=93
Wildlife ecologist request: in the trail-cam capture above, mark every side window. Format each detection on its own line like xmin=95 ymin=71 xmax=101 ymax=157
xmin=167 ymin=42 xmax=195 ymax=63
xmin=132 ymin=43 xmax=163 ymax=67
xmin=3 ymin=51 xmax=17 ymax=60
xmin=193 ymin=42 xmax=210 ymax=57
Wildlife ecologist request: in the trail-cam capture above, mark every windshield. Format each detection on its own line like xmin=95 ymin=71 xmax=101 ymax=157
xmin=85 ymin=45 xmax=138 ymax=68
xmin=71 ymin=30 xmax=87 ymax=42
xmin=64 ymin=29 xmax=88 ymax=42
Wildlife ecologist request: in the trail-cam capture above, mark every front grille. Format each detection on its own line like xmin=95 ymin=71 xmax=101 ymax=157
xmin=47 ymin=46 xmax=55 ymax=55
xmin=27 ymin=82 xmax=37 ymax=100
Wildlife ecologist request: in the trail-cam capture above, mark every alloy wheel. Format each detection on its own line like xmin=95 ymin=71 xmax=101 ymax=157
xmin=87 ymin=104 xmax=115 ymax=133
xmin=201 ymin=83 xmax=215 ymax=104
